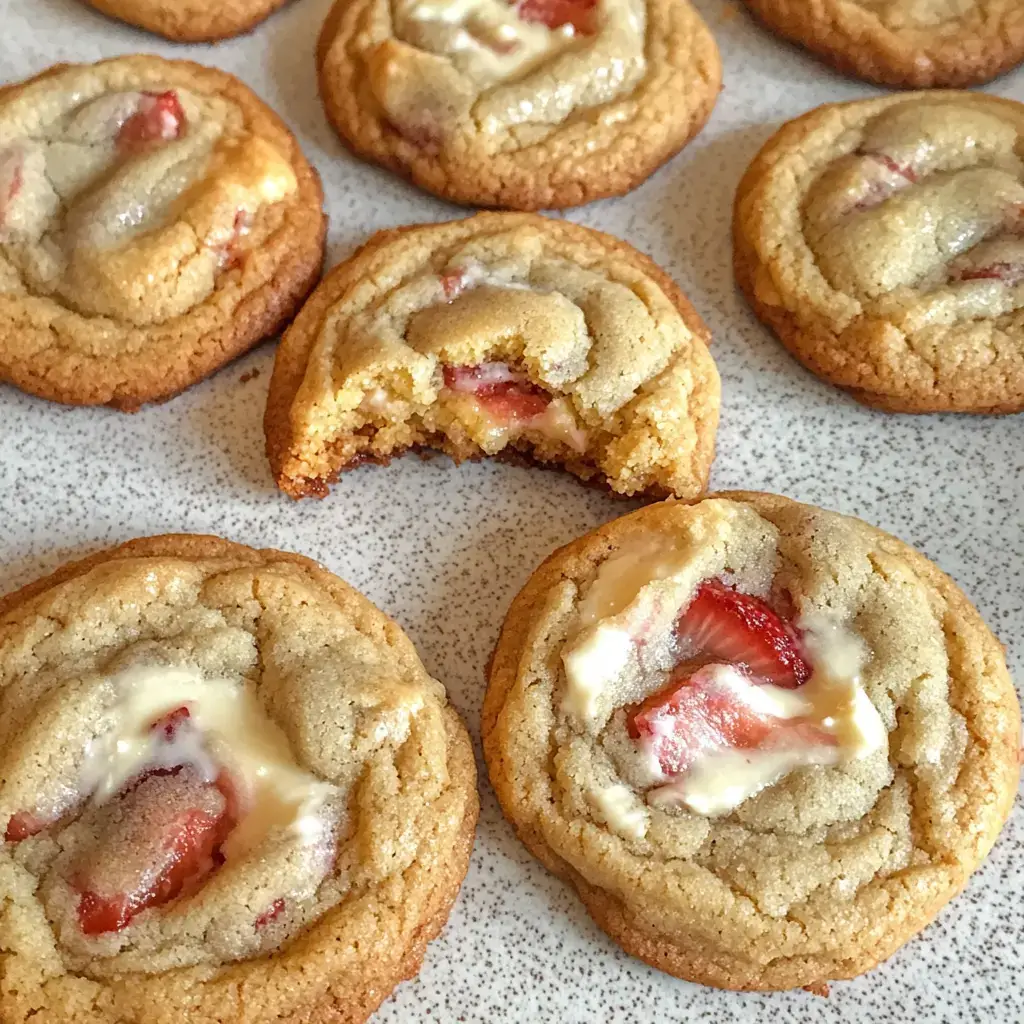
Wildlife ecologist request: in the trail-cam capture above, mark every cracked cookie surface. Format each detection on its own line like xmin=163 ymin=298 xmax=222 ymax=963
xmin=482 ymin=492 xmax=1020 ymax=991
xmin=741 ymin=0 xmax=1024 ymax=88
xmin=264 ymin=212 xmax=720 ymax=499
xmin=0 ymin=534 xmax=478 ymax=1024
xmin=0 ymin=57 xmax=325 ymax=410
xmin=79 ymin=0 xmax=294 ymax=41
xmin=735 ymin=92 xmax=1024 ymax=413
xmin=316 ymin=0 xmax=721 ymax=208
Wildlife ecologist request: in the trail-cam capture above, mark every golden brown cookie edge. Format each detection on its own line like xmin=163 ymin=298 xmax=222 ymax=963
xmin=481 ymin=491 xmax=1021 ymax=990
xmin=0 ymin=56 xmax=327 ymax=411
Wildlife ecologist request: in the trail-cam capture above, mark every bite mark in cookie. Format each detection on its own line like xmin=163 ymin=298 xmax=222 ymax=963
xmin=265 ymin=213 xmax=719 ymax=500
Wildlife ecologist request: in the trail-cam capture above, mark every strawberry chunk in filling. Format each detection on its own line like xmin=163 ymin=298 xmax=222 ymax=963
xmin=676 ymin=579 xmax=812 ymax=688
xmin=443 ymin=363 xmax=551 ymax=421
xmin=4 ymin=810 xmax=48 ymax=843
xmin=627 ymin=664 xmax=835 ymax=779
xmin=116 ymin=91 xmax=187 ymax=152
xmin=516 ymin=0 xmax=599 ymax=34
xmin=72 ymin=767 xmax=238 ymax=936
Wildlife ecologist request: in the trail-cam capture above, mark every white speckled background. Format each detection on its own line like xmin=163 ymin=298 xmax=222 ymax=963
xmin=1 ymin=0 xmax=1022 ymax=1020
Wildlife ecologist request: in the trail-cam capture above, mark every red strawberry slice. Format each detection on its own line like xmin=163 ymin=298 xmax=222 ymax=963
xmin=4 ymin=810 xmax=47 ymax=843
xmin=116 ymin=91 xmax=186 ymax=152
xmin=440 ymin=267 xmax=469 ymax=300
xmin=627 ymin=666 xmax=835 ymax=777
xmin=151 ymin=705 xmax=191 ymax=740
xmin=443 ymin=363 xmax=551 ymax=422
xmin=676 ymin=579 xmax=811 ymax=688
xmin=517 ymin=0 xmax=598 ymax=34
xmin=254 ymin=897 xmax=286 ymax=931
xmin=73 ymin=768 xmax=237 ymax=936
xmin=953 ymin=261 xmax=1024 ymax=286
xmin=867 ymin=152 xmax=918 ymax=184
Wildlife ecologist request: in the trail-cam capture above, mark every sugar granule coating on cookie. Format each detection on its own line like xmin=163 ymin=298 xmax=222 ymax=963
xmin=265 ymin=212 xmax=720 ymax=500
xmin=741 ymin=0 xmax=1024 ymax=89
xmin=0 ymin=535 xmax=478 ymax=1024
xmin=316 ymin=0 xmax=721 ymax=209
xmin=0 ymin=57 xmax=326 ymax=410
xmin=483 ymin=492 xmax=1020 ymax=991
xmin=79 ymin=0 xmax=293 ymax=42
xmin=735 ymin=92 xmax=1024 ymax=414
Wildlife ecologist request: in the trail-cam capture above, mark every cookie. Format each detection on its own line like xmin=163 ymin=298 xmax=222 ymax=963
xmin=79 ymin=0 xmax=292 ymax=41
xmin=265 ymin=212 xmax=720 ymax=500
xmin=483 ymin=492 xmax=1020 ymax=991
xmin=316 ymin=0 xmax=721 ymax=209
xmin=735 ymin=92 xmax=1024 ymax=413
xmin=741 ymin=0 xmax=1024 ymax=89
xmin=0 ymin=57 xmax=325 ymax=410
xmin=0 ymin=534 xmax=478 ymax=1024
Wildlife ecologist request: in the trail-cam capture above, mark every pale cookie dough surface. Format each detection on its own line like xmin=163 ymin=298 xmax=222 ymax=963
xmin=266 ymin=212 xmax=720 ymax=499
xmin=741 ymin=0 xmax=1024 ymax=88
xmin=316 ymin=0 xmax=721 ymax=208
xmin=482 ymin=492 xmax=1020 ymax=991
xmin=80 ymin=0 xmax=294 ymax=41
xmin=735 ymin=91 xmax=1024 ymax=413
xmin=0 ymin=57 xmax=325 ymax=410
xmin=0 ymin=534 xmax=478 ymax=1024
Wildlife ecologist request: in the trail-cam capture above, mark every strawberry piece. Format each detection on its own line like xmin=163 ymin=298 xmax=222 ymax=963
xmin=868 ymin=152 xmax=918 ymax=183
xmin=116 ymin=91 xmax=186 ymax=152
xmin=217 ymin=209 xmax=254 ymax=270
xmin=443 ymin=363 xmax=551 ymax=421
xmin=440 ymin=268 xmax=468 ymax=300
xmin=517 ymin=0 xmax=598 ymax=34
xmin=255 ymin=897 xmax=286 ymax=930
xmin=676 ymin=579 xmax=811 ymax=688
xmin=72 ymin=768 xmax=237 ymax=936
xmin=627 ymin=666 xmax=835 ymax=777
xmin=953 ymin=262 xmax=1024 ymax=286
xmin=4 ymin=810 xmax=47 ymax=843
xmin=151 ymin=705 xmax=191 ymax=740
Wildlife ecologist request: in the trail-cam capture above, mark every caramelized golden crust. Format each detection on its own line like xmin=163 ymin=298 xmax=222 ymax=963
xmin=0 ymin=57 xmax=325 ymax=411
xmin=734 ymin=92 xmax=1024 ymax=413
xmin=80 ymin=0 xmax=293 ymax=42
xmin=741 ymin=0 xmax=1024 ymax=89
xmin=316 ymin=0 xmax=721 ymax=209
xmin=483 ymin=492 xmax=1020 ymax=991
xmin=265 ymin=212 xmax=720 ymax=500
xmin=0 ymin=534 xmax=478 ymax=1024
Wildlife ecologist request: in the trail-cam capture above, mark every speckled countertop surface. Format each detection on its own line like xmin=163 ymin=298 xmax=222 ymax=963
xmin=1 ymin=1 xmax=1022 ymax=1020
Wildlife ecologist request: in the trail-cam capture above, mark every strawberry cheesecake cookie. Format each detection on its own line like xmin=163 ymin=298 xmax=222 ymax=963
xmin=316 ymin=0 xmax=721 ymax=208
xmin=741 ymin=0 xmax=1024 ymax=89
xmin=265 ymin=213 xmax=719 ymax=499
xmin=0 ymin=57 xmax=325 ymax=410
xmin=80 ymin=0 xmax=293 ymax=41
xmin=483 ymin=493 xmax=1020 ymax=990
xmin=735 ymin=92 xmax=1024 ymax=413
xmin=0 ymin=534 xmax=477 ymax=1024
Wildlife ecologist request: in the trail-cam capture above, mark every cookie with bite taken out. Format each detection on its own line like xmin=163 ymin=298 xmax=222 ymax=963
xmin=735 ymin=91 xmax=1024 ymax=413
xmin=316 ymin=0 xmax=721 ymax=209
xmin=0 ymin=534 xmax=478 ymax=1024
xmin=0 ymin=56 xmax=325 ymax=410
xmin=483 ymin=492 xmax=1020 ymax=991
xmin=264 ymin=212 xmax=720 ymax=500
